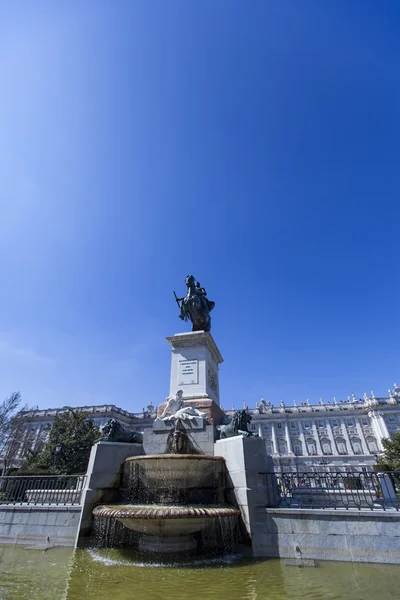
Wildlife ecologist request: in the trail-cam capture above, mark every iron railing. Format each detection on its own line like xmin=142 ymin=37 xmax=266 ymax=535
xmin=0 ymin=475 xmax=86 ymax=506
xmin=261 ymin=471 xmax=400 ymax=511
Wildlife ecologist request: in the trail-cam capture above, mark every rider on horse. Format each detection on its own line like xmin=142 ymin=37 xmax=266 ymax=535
xmin=174 ymin=275 xmax=215 ymax=332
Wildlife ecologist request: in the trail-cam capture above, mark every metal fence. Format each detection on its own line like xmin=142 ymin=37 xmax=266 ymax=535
xmin=261 ymin=471 xmax=400 ymax=511
xmin=0 ymin=475 xmax=86 ymax=506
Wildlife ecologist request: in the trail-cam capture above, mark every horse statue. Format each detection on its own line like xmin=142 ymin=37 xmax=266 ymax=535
xmin=217 ymin=410 xmax=259 ymax=439
xmin=99 ymin=418 xmax=143 ymax=444
xmin=174 ymin=275 xmax=215 ymax=332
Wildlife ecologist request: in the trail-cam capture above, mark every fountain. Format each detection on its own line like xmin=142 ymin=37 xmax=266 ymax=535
xmin=92 ymin=453 xmax=240 ymax=553
xmin=90 ymin=276 xmax=242 ymax=555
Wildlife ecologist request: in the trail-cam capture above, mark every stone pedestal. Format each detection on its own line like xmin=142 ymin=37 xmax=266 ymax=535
xmin=214 ymin=435 xmax=274 ymax=556
xmin=166 ymin=331 xmax=223 ymax=405
xmin=144 ymin=331 xmax=225 ymax=456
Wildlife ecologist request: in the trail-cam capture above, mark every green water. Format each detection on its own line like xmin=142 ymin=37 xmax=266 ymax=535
xmin=0 ymin=545 xmax=399 ymax=600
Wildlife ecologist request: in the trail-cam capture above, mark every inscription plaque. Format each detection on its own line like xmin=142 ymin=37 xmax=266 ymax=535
xmin=178 ymin=359 xmax=198 ymax=385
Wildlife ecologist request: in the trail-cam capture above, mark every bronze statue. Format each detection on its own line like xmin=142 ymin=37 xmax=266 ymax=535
xmin=217 ymin=410 xmax=259 ymax=439
xmin=99 ymin=419 xmax=143 ymax=444
xmin=174 ymin=275 xmax=215 ymax=332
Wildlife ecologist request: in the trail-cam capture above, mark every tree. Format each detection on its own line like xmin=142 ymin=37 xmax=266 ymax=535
xmin=0 ymin=391 xmax=22 ymax=449
xmin=0 ymin=392 xmax=30 ymax=474
xmin=376 ymin=432 xmax=400 ymax=471
xmin=21 ymin=409 xmax=101 ymax=475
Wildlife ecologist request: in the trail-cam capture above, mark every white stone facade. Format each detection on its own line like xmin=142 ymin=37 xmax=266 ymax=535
xmin=225 ymin=385 xmax=400 ymax=473
xmin=0 ymin=404 xmax=155 ymax=470
xmin=3 ymin=385 xmax=400 ymax=474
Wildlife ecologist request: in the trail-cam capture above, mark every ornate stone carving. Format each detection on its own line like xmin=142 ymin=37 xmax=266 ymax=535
xmin=160 ymin=390 xmax=206 ymax=422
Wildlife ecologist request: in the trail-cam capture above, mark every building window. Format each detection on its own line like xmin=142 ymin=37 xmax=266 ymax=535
xmin=303 ymin=421 xmax=311 ymax=429
xmin=351 ymin=437 xmax=363 ymax=455
xmin=336 ymin=437 xmax=347 ymax=455
xmin=389 ymin=416 xmax=395 ymax=423
xmin=290 ymin=422 xmax=296 ymax=429
xmin=293 ymin=440 xmax=302 ymax=456
xmin=362 ymin=418 xmax=369 ymax=426
xmin=278 ymin=440 xmax=287 ymax=455
xmin=332 ymin=420 xmax=339 ymax=427
xmin=266 ymin=442 xmax=273 ymax=455
xmin=347 ymin=419 xmax=354 ymax=427
xmin=366 ymin=436 xmax=378 ymax=454
xmin=306 ymin=438 xmax=317 ymax=455
xmin=321 ymin=438 xmax=332 ymax=455
xmin=277 ymin=423 xmax=282 ymax=430
xmin=318 ymin=421 xmax=325 ymax=428
xmin=264 ymin=424 xmax=268 ymax=430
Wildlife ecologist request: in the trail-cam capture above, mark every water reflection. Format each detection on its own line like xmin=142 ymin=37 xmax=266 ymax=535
xmin=0 ymin=545 xmax=399 ymax=600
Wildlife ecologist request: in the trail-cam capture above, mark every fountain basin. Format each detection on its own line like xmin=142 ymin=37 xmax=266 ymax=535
xmin=93 ymin=505 xmax=240 ymax=536
xmin=93 ymin=504 xmax=240 ymax=552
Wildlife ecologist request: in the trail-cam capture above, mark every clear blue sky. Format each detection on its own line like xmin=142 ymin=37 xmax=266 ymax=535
xmin=0 ymin=1 xmax=399 ymax=412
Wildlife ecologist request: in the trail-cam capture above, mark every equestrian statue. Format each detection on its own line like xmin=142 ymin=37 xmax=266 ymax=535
xmin=174 ymin=275 xmax=215 ymax=332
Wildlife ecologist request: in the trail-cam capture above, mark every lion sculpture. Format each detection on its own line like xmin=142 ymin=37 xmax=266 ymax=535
xmin=218 ymin=409 xmax=259 ymax=439
xmin=99 ymin=418 xmax=143 ymax=444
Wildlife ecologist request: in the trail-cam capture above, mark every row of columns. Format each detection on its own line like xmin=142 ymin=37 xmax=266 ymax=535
xmin=257 ymin=416 xmax=382 ymax=457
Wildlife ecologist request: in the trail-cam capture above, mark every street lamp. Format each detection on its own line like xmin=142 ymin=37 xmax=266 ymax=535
xmin=54 ymin=443 xmax=62 ymax=469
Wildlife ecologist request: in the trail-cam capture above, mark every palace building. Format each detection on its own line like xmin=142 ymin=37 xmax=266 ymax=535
xmin=224 ymin=385 xmax=400 ymax=473
xmin=1 ymin=386 xmax=399 ymax=473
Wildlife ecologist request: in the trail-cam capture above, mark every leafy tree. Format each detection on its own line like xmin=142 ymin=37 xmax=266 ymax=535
xmin=376 ymin=432 xmax=400 ymax=471
xmin=0 ymin=392 xmax=31 ymax=474
xmin=0 ymin=392 xmax=23 ymax=448
xmin=21 ymin=409 xmax=101 ymax=475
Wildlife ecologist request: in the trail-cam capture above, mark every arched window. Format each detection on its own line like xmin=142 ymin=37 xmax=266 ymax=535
xmin=306 ymin=438 xmax=317 ymax=455
xmin=336 ymin=437 xmax=347 ymax=455
xmin=292 ymin=440 xmax=302 ymax=456
xmin=321 ymin=437 xmax=332 ymax=455
xmin=278 ymin=440 xmax=287 ymax=455
xmin=366 ymin=436 xmax=378 ymax=453
xmin=351 ymin=437 xmax=363 ymax=455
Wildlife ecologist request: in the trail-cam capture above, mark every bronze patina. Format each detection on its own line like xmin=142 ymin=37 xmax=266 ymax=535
xmin=174 ymin=275 xmax=215 ymax=332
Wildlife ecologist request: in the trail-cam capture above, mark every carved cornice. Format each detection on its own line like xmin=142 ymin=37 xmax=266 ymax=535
xmin=166 ymin=331 xmax=223 ymax=364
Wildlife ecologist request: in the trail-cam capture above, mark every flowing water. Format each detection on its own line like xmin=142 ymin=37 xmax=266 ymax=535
xmin=0 ymin=544 xmax=399 ymax=600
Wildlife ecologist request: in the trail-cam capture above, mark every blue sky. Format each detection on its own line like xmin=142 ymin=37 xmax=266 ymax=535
xmin=0 ymin=1 xmax=399 ymax=412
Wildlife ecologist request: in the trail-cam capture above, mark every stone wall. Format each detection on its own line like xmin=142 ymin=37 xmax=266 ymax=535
xmin=259 ymin=508 xmax=400 ymax=564
xmin=0 ymin=505 xmax=81 ymax=547
xmin=75 ymin=441 xmax=144 ymax=546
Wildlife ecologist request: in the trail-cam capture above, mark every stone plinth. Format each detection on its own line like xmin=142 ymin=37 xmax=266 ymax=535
xmin=166 ymin=331 xmax=223 ymax=405
xmin=214 ymin=435 xmax=273 ymax=556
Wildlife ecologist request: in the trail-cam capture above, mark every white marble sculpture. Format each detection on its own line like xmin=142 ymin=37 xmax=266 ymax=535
xmin=161 ymin=390 xmax=206 ymax=421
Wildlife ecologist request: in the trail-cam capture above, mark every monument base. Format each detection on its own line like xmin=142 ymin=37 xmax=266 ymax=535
xmin=166 ymin=331 xmax=223 ymax=405
xmin=143 ymin=413 xmax=219 ymax=456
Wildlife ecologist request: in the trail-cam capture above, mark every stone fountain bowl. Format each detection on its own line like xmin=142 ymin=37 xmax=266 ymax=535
xmin=93 ymin=504 xmax=240 ymax=537
xmin=124 ymin=454 xmax=226 ymax=490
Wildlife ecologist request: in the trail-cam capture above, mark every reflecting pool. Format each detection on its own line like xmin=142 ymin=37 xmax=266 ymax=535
xmin=1 ymin=545 xmax=400 ymax=600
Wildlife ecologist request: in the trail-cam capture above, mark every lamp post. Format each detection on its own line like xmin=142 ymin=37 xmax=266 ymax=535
xmin=54 ymin=443 xmax=62 ymax=469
